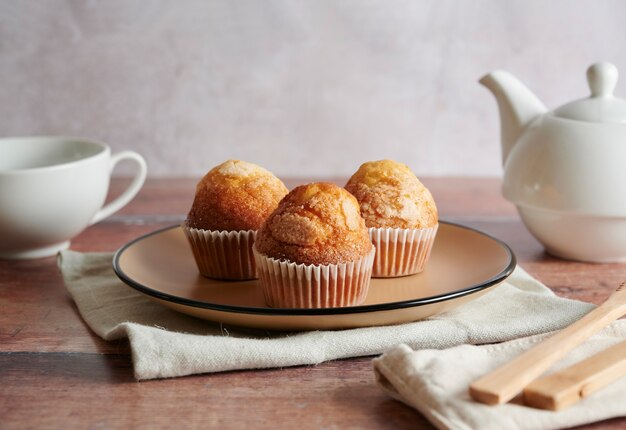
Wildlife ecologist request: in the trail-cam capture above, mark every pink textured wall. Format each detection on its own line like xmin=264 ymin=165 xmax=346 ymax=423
xmin=1 ymin=0 xmax=625 ymax=177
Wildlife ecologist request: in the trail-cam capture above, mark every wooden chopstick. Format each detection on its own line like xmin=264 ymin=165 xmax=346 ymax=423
xmin=469 ymin=282 xmax=626 ymax=405
xmin=523 ymin=339 xmax=626 ymax=411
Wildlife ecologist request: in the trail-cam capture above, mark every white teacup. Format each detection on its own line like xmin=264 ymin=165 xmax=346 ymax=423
xmin=0 ymin=136 xmax=147 ymax=259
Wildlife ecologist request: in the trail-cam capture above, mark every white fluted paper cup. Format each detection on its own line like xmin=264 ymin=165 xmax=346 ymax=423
xmin=370 ymin=224 xmax=438 ymax=278
xmin=253 ymin=246 xmax=376 ymax=308
xmin=182 ymin=223 xmax=257 ymax=280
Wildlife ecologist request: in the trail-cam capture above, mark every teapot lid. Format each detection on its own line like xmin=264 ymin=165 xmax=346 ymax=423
xmin=553 ymin=62 xmax=626 ymax=124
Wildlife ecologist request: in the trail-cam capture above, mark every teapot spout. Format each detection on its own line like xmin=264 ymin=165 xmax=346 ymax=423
xmin=480 ymin=71 xmax=547 ymax=165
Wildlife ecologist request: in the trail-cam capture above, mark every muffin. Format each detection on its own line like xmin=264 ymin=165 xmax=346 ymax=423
xmin=345 ymin=160 xmax=438 ymax=277
xmin=253 ymin=182 xmax=375 ymax=308
xmin=183 ymin=159 xmax=288 ymax=280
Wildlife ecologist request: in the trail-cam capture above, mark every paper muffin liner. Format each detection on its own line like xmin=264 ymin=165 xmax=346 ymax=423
xmin=370 ymin=224 xmax=438 ymax=278
xmin=182 ymin=223 xmax=257 ymax=280
xmin=253 ymin=246 xmax=376 ymax=309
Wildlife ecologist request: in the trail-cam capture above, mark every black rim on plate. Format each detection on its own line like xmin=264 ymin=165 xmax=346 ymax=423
xmin=112 ymin=221 xmax=517 ymax=316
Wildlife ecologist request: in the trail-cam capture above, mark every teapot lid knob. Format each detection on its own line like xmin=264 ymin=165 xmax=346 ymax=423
xmin=587 ymin=62 xmax=618 ymax=97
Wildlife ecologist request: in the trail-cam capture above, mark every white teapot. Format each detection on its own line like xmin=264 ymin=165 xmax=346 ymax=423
xmin=481 ymin=62 xmax=626 ymax=262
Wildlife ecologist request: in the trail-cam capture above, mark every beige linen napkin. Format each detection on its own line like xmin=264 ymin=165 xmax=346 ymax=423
xmin=59 ymin=250 xmax=593 ymax=381
xmin=373 ymin=322 xmax=626 ymax=430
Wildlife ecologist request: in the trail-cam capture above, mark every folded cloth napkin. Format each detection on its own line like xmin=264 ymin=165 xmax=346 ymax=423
xmin=373 ymin=321 xmax=626 ymax=430
xmin=59 ymin=250 xmax=594 ymax=380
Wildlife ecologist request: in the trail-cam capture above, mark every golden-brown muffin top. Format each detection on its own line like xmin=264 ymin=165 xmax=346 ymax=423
xmin=255 ymin=182 xmax=373 ymax=265
xmin=345 ymin=159 xmax=438 ymax=229
xmin=186 ymin=160 xmax=288 ymax=231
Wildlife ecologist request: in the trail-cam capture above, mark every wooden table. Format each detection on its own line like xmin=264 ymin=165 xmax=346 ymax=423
xmin=1 ymin=177 xmax=625 ymax=429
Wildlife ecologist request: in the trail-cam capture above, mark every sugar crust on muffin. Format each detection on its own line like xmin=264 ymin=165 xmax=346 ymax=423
xmin=254 ymin=182 xmax=372 ymax=266
xmin=345 ymin=160 xmax=438 ymax=229
xmin=186 ymin=160 xmax=288 ymax=231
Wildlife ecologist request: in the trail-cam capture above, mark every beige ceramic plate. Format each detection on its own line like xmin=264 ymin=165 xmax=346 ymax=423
xmin=113 ymin=222 xmax=515 ymax=331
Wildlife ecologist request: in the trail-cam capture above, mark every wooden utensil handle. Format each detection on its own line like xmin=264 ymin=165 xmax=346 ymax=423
xmin=469 ymin=302 xmax=626 ymax=405
xmin=523 ymin=339 xmax=626 ymax=410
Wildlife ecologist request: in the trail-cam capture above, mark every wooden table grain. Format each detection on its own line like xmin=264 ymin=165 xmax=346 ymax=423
xmin=1 ymin=177 xmax=625 ymax=429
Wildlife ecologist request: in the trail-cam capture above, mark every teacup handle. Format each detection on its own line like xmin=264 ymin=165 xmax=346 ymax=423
xmin=90 ymin=151 xmax=147 ymax=225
